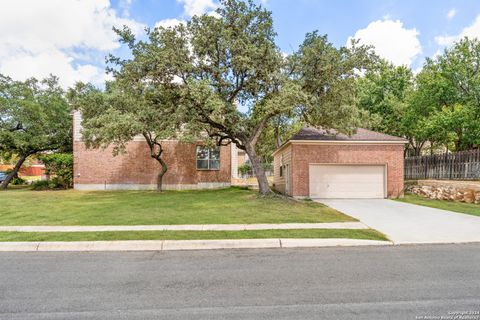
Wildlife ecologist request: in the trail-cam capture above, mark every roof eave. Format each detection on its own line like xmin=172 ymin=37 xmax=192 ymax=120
xmin=272 ymin=139 xmax=408 ymax=157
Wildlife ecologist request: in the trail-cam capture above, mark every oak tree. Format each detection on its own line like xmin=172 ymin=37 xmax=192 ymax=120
xmin=0 ymin=75 xmax=71 ymax=189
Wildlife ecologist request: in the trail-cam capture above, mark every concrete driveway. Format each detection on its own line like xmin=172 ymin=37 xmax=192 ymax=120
xmin=317 ymin=199 xmax=480 ymax=244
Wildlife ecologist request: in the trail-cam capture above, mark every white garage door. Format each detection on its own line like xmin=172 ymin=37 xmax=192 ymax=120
xmin=309 ymin=164 xmax=385 ymax=199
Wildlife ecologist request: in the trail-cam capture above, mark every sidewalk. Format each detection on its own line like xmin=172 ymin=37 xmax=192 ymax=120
xmin=0 ymin=222 xmax=368 ymax=232
xmin=0 ymin=238 xmax=392 ymax=252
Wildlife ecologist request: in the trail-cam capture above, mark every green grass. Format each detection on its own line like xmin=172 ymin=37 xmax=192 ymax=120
xmin=0 ymin=229 xmax=387 ymax=242
xmin=397 ymin=194 xmax=480 ymax=217
xmin=0 ymin=187 xmax=355 ymax=226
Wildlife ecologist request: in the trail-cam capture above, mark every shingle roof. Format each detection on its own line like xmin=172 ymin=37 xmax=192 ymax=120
xmin=290 ymin=126 xmax=407 ymax=142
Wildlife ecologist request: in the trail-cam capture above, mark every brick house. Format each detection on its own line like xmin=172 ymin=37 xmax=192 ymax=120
xmin=74 ymin=111 xmax=237 ymax=190
xmin=273 ymin=127 xmax=407 ymax=199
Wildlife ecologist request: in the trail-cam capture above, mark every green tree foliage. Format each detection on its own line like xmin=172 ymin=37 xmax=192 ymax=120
xmin=357 ymin=60 xmax=413 ymax=136
xmin=237 ymin=163 xmax=252 ymax=176
xmin=291 ymin=33 xmax=375 ymax=134
xmin=256 ymin=116 xmax=304 ymax=163
xmin=40 ymin=153 xmax=74 ymax=188
xmin=358 ymin=38 xmax=480 ymax=155
xmin=415 ymin=37 xmax=480 ymax=151
xmin=0 ymin=75 xmax=71 ymax=189
xmin=357 ymin=61 xmax=430 ymax=155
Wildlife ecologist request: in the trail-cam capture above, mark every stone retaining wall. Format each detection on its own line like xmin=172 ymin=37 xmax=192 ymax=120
xmin=407 ymin=180 xmax=480 ymax=204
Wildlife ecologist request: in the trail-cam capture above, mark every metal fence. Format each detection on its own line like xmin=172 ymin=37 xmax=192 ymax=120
xmin=405 ymin=149 xmax=480 ymax=180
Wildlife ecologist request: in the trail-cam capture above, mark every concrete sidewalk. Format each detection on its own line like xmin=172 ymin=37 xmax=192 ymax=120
xmin=0 ymin=222 xmax=368 ymax=232
xmin=0 ymin=238 xmax=392 ymax=252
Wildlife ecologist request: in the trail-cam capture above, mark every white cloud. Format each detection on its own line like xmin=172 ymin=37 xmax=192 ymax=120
xmin=434 ymin=35 xmax=456 ymax=46
xmin=155 ymin=0 xmax=217 ymax=33
xmin=0 ymin=50 xmax=109 ymax=87
xmin=447 ymin=8 xmax=457 ymax=20
xmin=347 ymin=19 xmax=422 ymax=67
xmin=177 ymin=0 xmax=217 ymax=17
xmin=155 ymin=18 xmax=185 ymax=29
xmin=0 ymin=0 xmax=144 ymax=88
xmin=119 ymin=0 xmax=134 ymax=17
xmin=435 ymin=15 xmax=480 ymax=46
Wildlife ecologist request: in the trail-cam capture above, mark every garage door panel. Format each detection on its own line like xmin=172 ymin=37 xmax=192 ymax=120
xmin=309 ymin=165 xmax=385 ymax=199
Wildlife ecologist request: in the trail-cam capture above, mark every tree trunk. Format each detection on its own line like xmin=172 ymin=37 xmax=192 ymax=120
xmin=245 ymin=144 xmax=271 ymax=195
xmin=414 ymin=146 xmax=421 ymax=157
xmin=155 ymin=157 xmax=168 ymax=192
xmin=143 ymin=133 xmax=168 ymax=192
xmin=0 ymin=154 xmax=28 ymax=190
xmin=274 ymin=125 xmax=282 ymax=148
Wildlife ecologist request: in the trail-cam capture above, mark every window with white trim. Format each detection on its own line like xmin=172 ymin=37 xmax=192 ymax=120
xmin=196 ymin=146 xmax=220 ymax=170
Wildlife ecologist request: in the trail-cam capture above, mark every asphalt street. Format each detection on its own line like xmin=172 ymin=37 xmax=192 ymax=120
xmin=1 ymin=244 xmax=479 ymax=319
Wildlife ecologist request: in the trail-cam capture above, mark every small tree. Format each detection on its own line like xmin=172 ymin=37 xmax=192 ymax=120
xmin=356 ymin=60 xmax=431 ymax=156
xmin=40 ymin=153 xmax=74 ymax=188
xmin=413 ymin=37 xmax=480 ymax=151
xmin=0 ymin=75 xmax=72 ymax=190
xmin=68 ymin=27 xmax=195 ymax=191
xmin=238 ymin=163 xmax=252 ymax=177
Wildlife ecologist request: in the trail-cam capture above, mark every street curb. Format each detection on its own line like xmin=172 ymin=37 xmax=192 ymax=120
xmin=0 ymin=239 xmax=393 ymax=252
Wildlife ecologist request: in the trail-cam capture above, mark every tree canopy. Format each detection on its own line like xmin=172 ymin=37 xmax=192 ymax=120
xmin=357 ymin=37 xmax=480 ymax=155
xmin=0 ymin=75 xmax=71 ymax=189
xmin=416 ymin=38 xmax=480 ymax=151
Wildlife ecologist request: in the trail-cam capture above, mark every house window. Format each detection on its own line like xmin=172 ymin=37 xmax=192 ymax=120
xmin=196 ymin=146 xmax=220 ymax=170
xmin=279 ymin=165 xmax=283 ymax=177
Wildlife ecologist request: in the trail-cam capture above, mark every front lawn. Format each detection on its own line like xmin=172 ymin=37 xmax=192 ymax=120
xmin=0 ymin=229 xmax=387 ymax=242
xmin=0 ymin=187 xmax=355 ymax=225
xmin=397 ymin=194 xmax=480 ymax=217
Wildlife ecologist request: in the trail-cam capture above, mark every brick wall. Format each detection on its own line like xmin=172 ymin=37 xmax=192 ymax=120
xmin=74 ymin=141 xmax=231 ymax=189
xmin=274 ymin=143 xmax=404 ymax=198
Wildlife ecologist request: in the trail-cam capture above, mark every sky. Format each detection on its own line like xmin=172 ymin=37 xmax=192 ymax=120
xmin=1 ymin=0 xmax=480 ymax=88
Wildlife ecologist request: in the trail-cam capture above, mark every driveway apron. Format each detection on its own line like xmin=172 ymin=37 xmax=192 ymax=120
xmin=317 ymin=199 xmax=480 ymax=244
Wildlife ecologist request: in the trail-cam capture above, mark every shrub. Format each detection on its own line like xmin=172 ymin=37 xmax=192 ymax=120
xmin=40 ymin=153 xmax=73 ymax=188
xmin=31 ymin=177 xmax=67 ymax=190
xmin=262 ymin=163 xmax=273 ymax=170
xmin=238 ymin=163 xmax=252 ymax=176
xmin=11 ymin=176 xmax=26 ymax=185
xmin=31 ymin=180 xmax=50 ymax=191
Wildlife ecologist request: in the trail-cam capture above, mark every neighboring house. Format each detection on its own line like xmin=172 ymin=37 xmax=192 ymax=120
xmin=74 ymin=111 xmax=238 ymax=190
xmin=231 ymin=147 xmax=251 ymax=179
xmin=237 ymin=150 xmax=249 ymax=167
xmin=21 ymin=163 xmax=45 ymax=176
xmin=273 ymin=127 xmax=407 ymax=199
xmin=0 ymin=162 xmax=45 ymax=177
